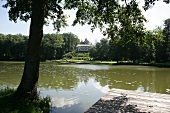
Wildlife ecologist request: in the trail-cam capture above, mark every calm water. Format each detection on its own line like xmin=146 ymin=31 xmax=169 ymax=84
xmin=0 ymin=62 xmax=170 ymax=113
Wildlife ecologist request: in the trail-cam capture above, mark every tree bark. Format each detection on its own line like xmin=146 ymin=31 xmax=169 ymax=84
xmin=14 ymin=0 xmax=47 ymax=100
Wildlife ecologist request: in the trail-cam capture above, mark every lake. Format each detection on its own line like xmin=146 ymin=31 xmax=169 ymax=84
xmin=0 ymin=62 xmax=170 ymax=113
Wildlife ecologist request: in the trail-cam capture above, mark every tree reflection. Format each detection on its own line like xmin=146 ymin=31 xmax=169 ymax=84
xmin=89 ymin=66 xmax=170 ymax=94
xmin=0 ymin=63 xmax=170 ymax=95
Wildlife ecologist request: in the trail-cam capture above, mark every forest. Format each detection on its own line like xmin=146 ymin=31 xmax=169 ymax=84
xmin=0 ymin=18 xmax=170 ymax=64
xmin=90 ymin=18 xmax=170 ymax=63
xmin=0 ymin=32 xmax=80 ymax=61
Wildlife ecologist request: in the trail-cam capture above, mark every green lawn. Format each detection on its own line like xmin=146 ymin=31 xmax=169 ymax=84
xmin=53 ymin=59 xmax=117 ymax=65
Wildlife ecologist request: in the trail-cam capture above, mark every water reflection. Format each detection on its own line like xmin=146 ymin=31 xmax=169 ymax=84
xmin=0 ymin=62 xmax=170 ymax=113
xmin=39 ymin=78 xmax=105 ymax=113
xmin=89 ymin=65 xmax=170 ymax=94
xmin=51 ymin=97 xmax=79 ymax=108
xmin=60 ymin=64 xmax=110 ymax=70
xmin=94 ymin=82 xmax=110 ymax=93
xmin=136 ymin=86 xmax=144 ymax=92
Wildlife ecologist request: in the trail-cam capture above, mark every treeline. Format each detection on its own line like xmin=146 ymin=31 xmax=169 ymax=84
xmin=1 ymin=18 xmax=170 ymax=63
xmin=89 ymin=19 xmax=170 ymax=63
xmin=0 ymin=33 xmax=80 ymax=61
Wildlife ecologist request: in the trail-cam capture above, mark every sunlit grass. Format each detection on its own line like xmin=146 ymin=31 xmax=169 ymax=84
xmin=53 ymin=59 xmax=116 ymax=65
xmin=0 ymin=87 xmax=51 ymax=113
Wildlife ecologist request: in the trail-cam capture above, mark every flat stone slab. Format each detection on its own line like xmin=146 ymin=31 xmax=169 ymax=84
xmin=85 ymin=88 xmax=170 ymax=113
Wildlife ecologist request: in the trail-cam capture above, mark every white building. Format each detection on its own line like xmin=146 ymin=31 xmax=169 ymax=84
xmin=76 ymin=44 xmax=92 ymax=52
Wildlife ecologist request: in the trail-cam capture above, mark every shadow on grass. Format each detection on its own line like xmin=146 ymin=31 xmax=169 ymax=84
xmin=85 ymin=96 xmax=141 ymax=113
xmin=0 ymin=87 xmax=50 ymax=113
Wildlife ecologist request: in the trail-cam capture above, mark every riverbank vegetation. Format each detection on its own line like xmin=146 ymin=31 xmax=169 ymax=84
xmin=0 ymin=87 xmax=51 ymax=113
xmin=0 ymin=33 xmax=80 ymax=61
xmin=89 ymin=19 xmax=170 ymax=64
xmin=0 ymin=19 xmax=170 ymax=65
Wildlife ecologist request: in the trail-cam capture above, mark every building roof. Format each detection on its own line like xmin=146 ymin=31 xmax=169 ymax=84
xmin=76 ymin=44 xmax=93 ymax=47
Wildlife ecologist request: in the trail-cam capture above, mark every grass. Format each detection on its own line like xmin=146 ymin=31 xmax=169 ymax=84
xmin=53 ymin=59 xmax=116 ymax=65
xmin=52 ymin=59 xmax=170 ymax=68
xmin=140 ymin=62 xmax=170 ymax=68
xmin=0 ymin=87 xmax=51 ymax=113
xmin=54 ymin=59 xmax=89 ymax=63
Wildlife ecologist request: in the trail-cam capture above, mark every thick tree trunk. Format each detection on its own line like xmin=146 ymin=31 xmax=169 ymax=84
xmin=14 ymin=0 xmax=47 ymax=100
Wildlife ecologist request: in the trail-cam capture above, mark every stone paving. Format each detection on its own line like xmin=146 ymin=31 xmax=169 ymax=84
xmin=85 ymin=89 xmax=170 ymax=113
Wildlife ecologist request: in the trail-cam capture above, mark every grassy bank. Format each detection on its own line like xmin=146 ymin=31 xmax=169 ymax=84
xmin=0 ymin=87 xmax=51 ymax=113
xmin=52 ymin=59 xmax=170 ymax=68
xmin=140 ymin=62 xmax=170 ymax=68
xmin=2 ymin=60 xmax=169 ymax=68
xmin=53 ymin=59 xmax=116 ymax=65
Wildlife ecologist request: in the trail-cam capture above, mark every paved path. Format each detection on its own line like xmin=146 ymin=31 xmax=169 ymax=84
xmin=85 ymin=89 xmax=170 ymax=113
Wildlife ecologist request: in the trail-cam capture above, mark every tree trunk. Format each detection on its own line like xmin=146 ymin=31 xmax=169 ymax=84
xmin=14 ymin=0 xmax=47 ymax=100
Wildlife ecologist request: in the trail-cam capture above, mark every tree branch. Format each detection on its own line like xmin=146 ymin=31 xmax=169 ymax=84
xmin=125 ymin=0 xmax=128 ymax=6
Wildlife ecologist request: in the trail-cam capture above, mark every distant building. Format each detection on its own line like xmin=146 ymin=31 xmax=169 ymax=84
xmin=76 ymin=44 xmax=92 ymax=52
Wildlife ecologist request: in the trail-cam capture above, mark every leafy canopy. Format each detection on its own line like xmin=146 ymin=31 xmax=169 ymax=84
xmin=3 ymin=0 xmax=67 ymax=31
xmin=2 ymin=0 xmax=169 ymax=38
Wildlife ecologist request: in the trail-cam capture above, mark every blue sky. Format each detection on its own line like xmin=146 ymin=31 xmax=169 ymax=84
xmin=0 ymin=1 xmax=170 ymax=43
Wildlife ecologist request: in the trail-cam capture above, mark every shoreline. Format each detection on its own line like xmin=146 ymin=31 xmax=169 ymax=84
xmin=53 ymin=60 xmax=170 ymax=68
xmin=1 ymin=60 xmax=170 ymax=68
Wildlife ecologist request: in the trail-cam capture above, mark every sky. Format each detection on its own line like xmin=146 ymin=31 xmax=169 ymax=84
xmin=0 ymin=1 xmax=170 ymax=43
